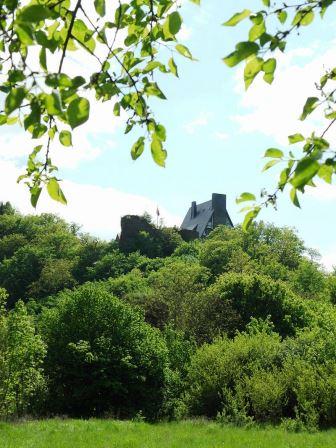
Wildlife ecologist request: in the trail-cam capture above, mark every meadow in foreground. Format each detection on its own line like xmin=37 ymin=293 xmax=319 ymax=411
xmin=1 ymin=420 xmax=336 ymax=448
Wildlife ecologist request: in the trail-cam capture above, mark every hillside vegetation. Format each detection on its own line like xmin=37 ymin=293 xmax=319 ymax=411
xmin=0 ymin=201 xmax=336 ymax=431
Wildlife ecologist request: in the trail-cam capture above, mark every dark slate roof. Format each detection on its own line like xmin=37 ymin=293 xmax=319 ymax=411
xmin=181 ymin=200 xmax=213 ymax=237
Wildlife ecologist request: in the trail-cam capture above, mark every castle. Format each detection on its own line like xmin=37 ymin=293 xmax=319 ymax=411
xmin=180 ymin=193 xmax=233 ymax=238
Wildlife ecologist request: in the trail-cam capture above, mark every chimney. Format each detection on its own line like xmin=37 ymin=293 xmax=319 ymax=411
xmin=212 ymin=193 xmax=226 ymax=210
xmin=212 ymin=194 xmax=227 ymax=227
xmin=191 ymin=201 xmax=197 ymax=219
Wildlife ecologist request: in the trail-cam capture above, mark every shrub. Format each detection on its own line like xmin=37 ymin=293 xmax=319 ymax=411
xmin=146 ymin=260 xmax=211 ymax=331
xmin=184 ymin=321 xmax=336 ymax=429
xmin=161 ymin=327 xmax=196 ymax=420
xmin=194 ymin=273 xmax=310 ymax=341
xmin=0 ymin=289 xmax=46 ymax=419
xmin=290 ymin=259 xmax=326 ymax=300
xmin=40 ymin=283 xmax=168 ymax=419
xmin=199 ymin=239 xmax=248 ymax=276
xmin=184 ymin=327 xmax=282 ymax=418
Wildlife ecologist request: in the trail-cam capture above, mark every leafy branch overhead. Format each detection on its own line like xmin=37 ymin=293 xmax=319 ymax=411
xmin=223 ymin=0 xmax=336 ymax=229
xmin=0 ymin=0 xmax=196 ymax=206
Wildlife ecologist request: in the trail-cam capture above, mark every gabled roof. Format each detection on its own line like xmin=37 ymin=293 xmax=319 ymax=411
xmin=181 ymin=199 xmax=214 ymax=237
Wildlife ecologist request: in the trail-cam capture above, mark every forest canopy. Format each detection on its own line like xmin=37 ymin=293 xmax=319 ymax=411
xmin=1 ymin=1 xmax=336 ymax=227
xmin=0 ymin=202 xmax=336 ymax=429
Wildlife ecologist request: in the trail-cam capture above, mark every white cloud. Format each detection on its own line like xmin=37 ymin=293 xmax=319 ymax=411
xmin=0 ymin=90 xmax=124 ymax=170
xmin=214 ymin=131 xmax=229 ymax=141
xmin=183 ymin=112 xmax=210 ymax=134
xmin=0 ymin=160 xmax=181 ymax=239
xmin=307 ymin=183 xmax=336 ymax=201
xmin=232 ymin=45 xmax=336 ymax=145
xmin=321 ymin=248 xmax=336 ymax=272
xmin=177 ymin=24 xmax=192 ymax=41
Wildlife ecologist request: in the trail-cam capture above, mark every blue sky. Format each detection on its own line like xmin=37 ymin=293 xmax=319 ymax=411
xmin=1 ymin=0 xmax=336 ymax=268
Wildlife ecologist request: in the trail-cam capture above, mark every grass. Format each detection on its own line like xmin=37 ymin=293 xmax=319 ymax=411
xmin=1 ymin=419 xmax=336 ymax=448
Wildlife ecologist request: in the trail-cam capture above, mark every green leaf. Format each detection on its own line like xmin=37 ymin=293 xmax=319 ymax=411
xmin=291 ymin=158 xmax=320 ymax=188
xmin=223 ymin=9 xmax=251 ymax=26
xmin=244 ymin=56 xmax=263 ymax=89
xmin=277 ymin=10 xmax=288 ymax=24
xmin=279 ymin=167 xmax=291 ymax=189
xmin=131 ymin=137 xmax=145 ymax=160
xmin=189 ymin=0 xmax=200 ymax=4
xmin=262 ymin=58 xmax=276 ymax=84
xmin=236 ymin=192 xmax=256 ymax=204
xmin=14 ymin=23 xmax=34 ymax=45
xmin=262 ymin=159 xmax=280 ymax=172
xmin=151 ymin=136 xmax=167 ymax=167
xmin=242 ymin=207 xmax=260 ymax=231
xmin=164 ymin=11 xmax=182 ymax=37
xmin=288 ymin=133 xmax=305 ymax=144
xmin=249 ymin=20 xmax=266 ymax=41
xmin=59 ymin=130 xmax=72 ymax=147
xmin=155 ymin=124 xmax=166 ymax=141
xmin=113 ymin=102 xmax=120 ymax=116
xmin=168 ymin=58 xmax=178 ymax=77
xmin=94 ymin=0 xmax=105 ymax=17
xmin=5 ymin=88 xmax=25 ymax=115
xmin=19 ymin=5 xmax=51 ymax=23
xmin=175 ymin=44 xmax=193 ymax=59
xmin=292 ymin=9 xmax=314 ymax=26
xmin=30 ymin=187 xmax=42 ymax=208
xmin=264 ymin=148 xmax=284 ymax=158
xmin=24 ymin=103 xmax=41 ymax=130
xmin=144 ymin=83 xmax=166 ymax=99
xmin=45 ymin=92 xmax=62 ymax=115
xmin=39 ymin=47 xmax=47 ymax=72
xmin=290 ymin=188 xmax=300 ymax=208
xmin=223 ymin=42 xmax=259 ymax=67
xmin=300 ymin=97 xmax=319 ymax=120
xmin=318 ymin=164 xmax=333 ymax=183
xmin=143 ymin=61 xmax=164 ymax=74
xmin=262 ymin=0 xmax=270 ymax=6
xmin=67 ymin=97 xmax=90 ymax=129
xmin=47 ymin=178 xmax=67 ymax=205
xmin=325 ymin=110 xmax=336 ymax=119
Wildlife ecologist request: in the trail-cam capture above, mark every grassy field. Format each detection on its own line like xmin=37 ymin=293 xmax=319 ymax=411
xmin=0 ymin=419 xmax=336 ymax=448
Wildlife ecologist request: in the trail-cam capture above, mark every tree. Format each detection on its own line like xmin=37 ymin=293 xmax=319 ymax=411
xmin=1 ymin=1 xmax=335 ymax=223
xmin=0 ymin=202 xmax=15 ymax=216
xmin=0 ymin=0 xmax=198 ymax=206
xmin=223 ymin=1 xmax=336 ymax=227
xmin=192 ymin=273 xmax=311 ymax=342
xmin=0 ymin=289 xmax=46 ymax=419
xmin=39 ymin=282 xmax=168 ymax=419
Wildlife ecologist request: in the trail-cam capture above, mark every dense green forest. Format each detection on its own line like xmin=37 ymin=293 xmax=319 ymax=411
xmin=1 ymin=201 xmax=336 ymax=431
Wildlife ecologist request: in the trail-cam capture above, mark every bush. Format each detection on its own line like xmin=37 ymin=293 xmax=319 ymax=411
xmin=290 ymin=259 xmax=326 ymax=300
xmin=193 ymin=273 xmax=310 ymax=341
xmin=161 ymin=327 xmax=196 ymax=420
xmin=146 ymin=260 xmax=211 ymax=331
xmin=184 ymin=320 xmax=336 ymax=429
xmin=0 ymin=289 xmax=46 ymax=419
xmin=40 ymin=283 xmax=168 ymax=419
xmin=199 ymin=239 xmax=250 ymax=276
xmin=184 ymin=326 xmax=282 ymax=419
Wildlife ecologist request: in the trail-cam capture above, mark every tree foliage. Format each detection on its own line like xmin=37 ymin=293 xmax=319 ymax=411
xmin=0 ymin=0 xmax=196 ymax=206
xmin=0 ymin=289 xmax=46 ymax=419
xmin=40 ymin=282 xmax=168 ymax=419
xmin=223 ymin=0 xmax=336 ymax=227
xmin=0 ymin=206 xmax=336 ymax=427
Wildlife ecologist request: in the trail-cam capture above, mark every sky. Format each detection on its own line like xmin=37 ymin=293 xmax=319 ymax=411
xmin=1 ymin=0 xmax=336 ymax=269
